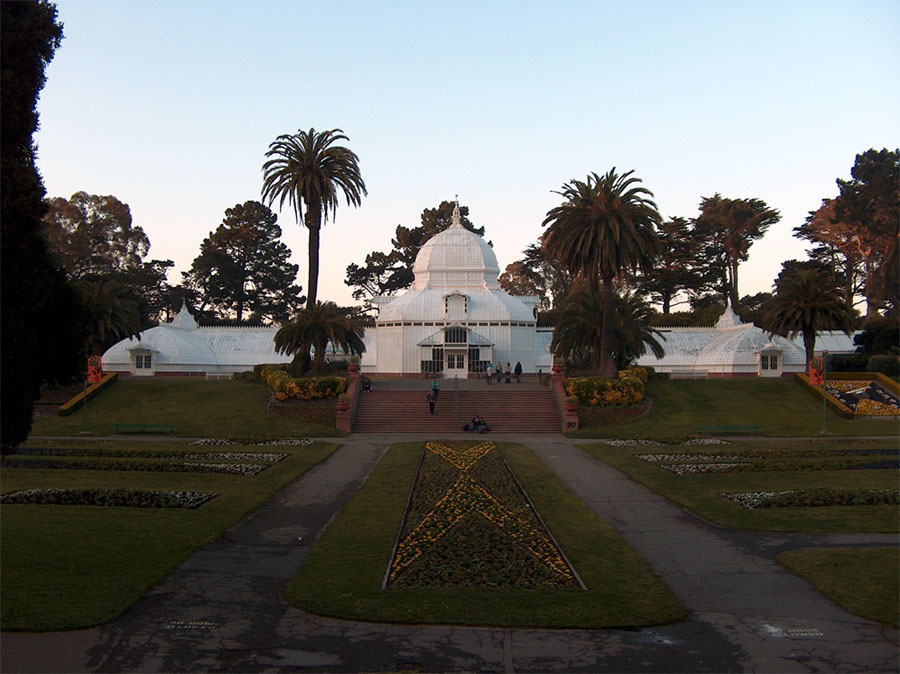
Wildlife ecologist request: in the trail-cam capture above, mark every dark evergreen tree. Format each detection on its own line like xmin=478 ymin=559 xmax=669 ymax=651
xmin=692 ymin=194 xmax=781 ymax=311
xmin=1 ymin=1 xmax=86 ymax=449
xmin=182 ymin=201 xmax=304 ymax=323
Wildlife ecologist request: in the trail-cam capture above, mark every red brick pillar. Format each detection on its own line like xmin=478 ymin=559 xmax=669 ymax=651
xmin=552 ymin=364 xmax=578 ymax=432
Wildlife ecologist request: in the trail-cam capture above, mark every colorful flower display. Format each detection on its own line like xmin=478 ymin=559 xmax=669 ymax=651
xmin=387 ymin=441 xmax=579 ymax=588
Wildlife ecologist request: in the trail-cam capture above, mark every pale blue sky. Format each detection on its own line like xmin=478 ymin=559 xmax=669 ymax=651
xmin=36 ymin=0 xmax=899 ymax=309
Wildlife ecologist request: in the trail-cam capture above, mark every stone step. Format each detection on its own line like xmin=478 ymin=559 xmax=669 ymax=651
xmin=353 ymin=389 xmax=561 ymax=433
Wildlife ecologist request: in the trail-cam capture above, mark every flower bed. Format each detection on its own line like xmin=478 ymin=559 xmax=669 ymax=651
xmin=387 ymin=441 xmax=580 ymax=589
xmin=722 ymin=488 xmax=899 ymax=509
xmin=637 ymin=447 xmax=898 ymax=475
xmin=1 ymin=456 xmax=272 ymax=476
xmin=0 ymin=488 xmax=217 ymax=509
xmin=825 ymin=380 xmax=900 ymax=417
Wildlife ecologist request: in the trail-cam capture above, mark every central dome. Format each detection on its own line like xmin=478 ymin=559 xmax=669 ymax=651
xmin=411 ymin=201 xmax=500 ymax=290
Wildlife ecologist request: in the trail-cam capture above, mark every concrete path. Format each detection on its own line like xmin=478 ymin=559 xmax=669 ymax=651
xmin=2 ymin=434 xmax=897 ymax=673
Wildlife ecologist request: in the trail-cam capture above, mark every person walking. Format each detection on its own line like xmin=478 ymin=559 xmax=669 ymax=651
xmin=430 ymin=378 xmax=440 ymax=401
xmin=514 ymin=361 xmax=522 ymax=383
xmin=486 ymin=362 xmax=493 ymax=384
xmin=505 ymin=362 xmax=511 ymax=384
xmin=427 ymin=388 xmax=437 ymax=414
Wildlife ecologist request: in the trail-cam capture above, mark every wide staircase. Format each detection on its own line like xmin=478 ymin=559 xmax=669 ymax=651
xmin=352 ymin=383 xmax=561 ymax=433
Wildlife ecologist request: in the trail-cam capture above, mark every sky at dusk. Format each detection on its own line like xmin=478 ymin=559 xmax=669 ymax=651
xmin=35 ymin=0 xmax=900 ymax=310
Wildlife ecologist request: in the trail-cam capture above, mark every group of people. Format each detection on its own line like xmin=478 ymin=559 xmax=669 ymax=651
xmin=485 ymin=361 xmax=523 ymax=385
xmin=464 ymin=414 xmax=489 ymax=433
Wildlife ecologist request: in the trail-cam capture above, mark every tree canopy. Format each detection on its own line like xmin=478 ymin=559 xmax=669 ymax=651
xmin=181 ymin=201 xmax=304 ymax=323
xmin=1 ymin=0 xmax=84 ymax=449
xmin=275 ymin=301 xmax=365 ymax=374
xmin=692 ymin=194 xmax=780 ymax=310
xmin=262 ymin=127 xmax=366 ymax=308
xmin=542 ymin=169 xmax=661 ymax=376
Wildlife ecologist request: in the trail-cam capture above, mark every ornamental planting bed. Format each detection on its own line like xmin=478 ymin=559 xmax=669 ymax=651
xmin=1 ymin=447 xmax=288 ymax=476
xmin=825 ymin=380 xmax=900 ymax=417
xmin=582 ymin=439 xmax=898 ymax=533
xmin=387 ymin=441 xmax=581 ymax=589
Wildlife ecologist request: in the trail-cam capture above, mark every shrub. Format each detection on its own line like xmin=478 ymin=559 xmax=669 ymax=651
xmin=867 ymin=354 xmax=899 ymax=377
xmin=338 ymin=393 xmax=351 ymax=404
xmin=618 ymin=366 xmax=650 ymax=383
xmin=232 ymin=370 xmax=256 ymax=383
xmin=258 ymin=365 xmax=346 ymax=401
xmin=566 ymin=376 xmax=644 ymax=407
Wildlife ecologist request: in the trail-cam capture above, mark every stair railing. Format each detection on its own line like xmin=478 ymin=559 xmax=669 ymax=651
xmin=454 ymin=375 xmax=460 ymax=431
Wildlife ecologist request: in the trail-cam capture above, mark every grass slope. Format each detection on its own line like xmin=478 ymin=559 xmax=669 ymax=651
xmin=1 ymin=440 xmax=338 ymax=630
xmin=779 ymin=547 xmax=899 ymax=628
xmin=30 ymin=378 xmax=343 ymax=438
xmin=570 ymin=378 xmax=899 ymax=438
xmin=286 ymin=441 xmax=687 ymax=628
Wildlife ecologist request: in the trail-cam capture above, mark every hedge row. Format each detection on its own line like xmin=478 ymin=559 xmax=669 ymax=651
xmin=257 ymin=365 xmax=346 ymax=401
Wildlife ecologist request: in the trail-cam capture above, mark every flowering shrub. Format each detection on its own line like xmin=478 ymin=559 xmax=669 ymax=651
xmin=566 ymin=376 xmax=644 ymax=407
xmin=258 ymin=365 xmax=346 ymax=401
xmin=618 ymin=366 xmax=650 ymax=383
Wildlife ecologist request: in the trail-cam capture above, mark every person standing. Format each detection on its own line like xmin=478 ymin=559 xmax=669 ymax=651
xmin=430 ymin=378 xmax=440 ymax=401
xmin=505 ymin=362 xmax=511 ymax=384
xmin=427 ymin=388 xmax=437 ymax=414
xmin=486 ymin=362 xmax=493 ymax=385
xmin=514 ymin=361 xmax=522 ymax=383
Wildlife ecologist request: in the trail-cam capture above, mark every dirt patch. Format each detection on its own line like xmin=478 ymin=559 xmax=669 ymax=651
xmin=577 ymin=398 xmax=651 ymax=427
xmin=267 ymin=398 xmax=336 ymax=426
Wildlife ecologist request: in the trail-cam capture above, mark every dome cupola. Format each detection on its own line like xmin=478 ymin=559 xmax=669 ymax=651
xmin=411 ymin=199 xmax=500 ymax=290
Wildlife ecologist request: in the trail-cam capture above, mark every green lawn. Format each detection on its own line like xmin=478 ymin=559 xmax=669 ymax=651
xmin=580 ymin=439 xmax=898 ymax=533
xmin=30 ymin=378 xmax=343 ymax=438
xmin=779 ymin=547 xmax=899 ymax=628
xmin=0 ymin=440 xmax=338 ymax=630
xmin=570 ymin=378 xmax=899 ymax=438
xmin=286 ymin=441 xmax=688 ymax=628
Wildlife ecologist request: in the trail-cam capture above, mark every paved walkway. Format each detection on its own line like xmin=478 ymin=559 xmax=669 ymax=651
xmin=2 ymin=434 xmax=897 ymax=673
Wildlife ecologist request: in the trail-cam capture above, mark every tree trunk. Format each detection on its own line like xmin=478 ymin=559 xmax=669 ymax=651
xmin=599 ymin=278 xmax=616 ymax=378
xmin=803 ymin=329 xmax=816 ymax=370
xmin=305 ymin=208 xmax=321 ymax=309
xmin=727 ymin=259 xmax=741 ymax=310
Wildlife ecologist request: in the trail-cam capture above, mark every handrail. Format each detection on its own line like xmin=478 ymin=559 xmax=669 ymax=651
xmin=454 ymin=375 xmax=460 ymax=431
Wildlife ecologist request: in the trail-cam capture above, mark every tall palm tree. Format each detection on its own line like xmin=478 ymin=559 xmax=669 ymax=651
xmin=261 ymin=128 xmax=367 ymax=309
xmin=552 ymin=289 xmax=664 ymax=372
xmin=542 ymin=169 xmax=661 ymax=376
xmin=765 ymin=267 xmax=856 ymax=367
xmin=76 ymin=278 xmax=144 ymax=355
xmin=275 ymin=301 xmax=365 ymax=374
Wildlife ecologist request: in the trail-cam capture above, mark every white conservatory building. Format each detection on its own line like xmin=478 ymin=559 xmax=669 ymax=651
xmin=101 ymin=304 xmax=290 ymax=377
xmin=361 ymin=201 xmax=541 ymax=377
xmin=102 ymin=201 xmax=859 ymax=379
xmin=635 ymin=303 xmax=858 ymax=378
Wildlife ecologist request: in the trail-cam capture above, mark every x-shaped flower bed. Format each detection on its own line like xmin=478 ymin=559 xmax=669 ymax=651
xmin=387 ymin=441 xmax=580 ymax=589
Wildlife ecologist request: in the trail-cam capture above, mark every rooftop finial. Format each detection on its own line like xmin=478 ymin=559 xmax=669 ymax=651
xmin=451 ymin=196 xmax=462 ymax=229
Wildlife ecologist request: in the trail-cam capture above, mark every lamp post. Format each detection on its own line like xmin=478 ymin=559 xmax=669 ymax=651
xmin=820 ymin=350 xmax=830 ymax=435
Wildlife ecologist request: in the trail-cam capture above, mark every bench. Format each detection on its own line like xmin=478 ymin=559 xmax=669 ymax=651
xmin=113 ymin=423 xmax=176 ymax=435
xmin=695 ymin=425 xmax=761 ymax=437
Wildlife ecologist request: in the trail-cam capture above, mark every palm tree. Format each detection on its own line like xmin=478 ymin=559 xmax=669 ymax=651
xmin=542 ymin=169 xmax=661 ymax=376
xmin=552 ymin=289 xmax=664 ymax=372
xmin=275 ymin=301 xmax=365 ymax=374
xmin=76 ymin=278 xmax=144 ymax=355
xmin=765 ymin=267 xmax=856 ymax=367
xmin=261 ymin=128 xmax=367 ymax=309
